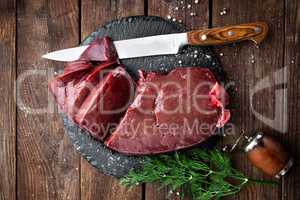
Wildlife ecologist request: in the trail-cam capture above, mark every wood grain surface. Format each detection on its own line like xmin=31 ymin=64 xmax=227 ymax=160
xmin=187 ymin=22 xmax=268 ymax=46
xmin=17 ymin=0 xmax=80 ymax=199
xmin=212 ymin=0 xmax=285 ymax=200
xmin=0 ymin=0 xmax=299 ymax=200
xmin=282 ymin=0 xmax=300 ymax=199
xmin=0 ymin=1 xmax=16 ymax=200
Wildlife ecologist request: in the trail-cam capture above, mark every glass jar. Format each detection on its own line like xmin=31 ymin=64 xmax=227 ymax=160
xmin=243 ymin=132 xmax=293 ymax=178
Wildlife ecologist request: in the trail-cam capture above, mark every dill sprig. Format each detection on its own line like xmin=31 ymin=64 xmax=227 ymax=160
xmin=121 ymin=149 xmax=277 ymax=200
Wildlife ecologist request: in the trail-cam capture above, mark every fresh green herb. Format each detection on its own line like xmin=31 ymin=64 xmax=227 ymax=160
xmin=121 ymin=149 xmax=277 ymax=200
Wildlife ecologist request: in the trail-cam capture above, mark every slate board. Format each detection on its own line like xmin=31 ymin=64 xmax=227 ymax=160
xmin=62 ymin=16 xmax=224 ymax=178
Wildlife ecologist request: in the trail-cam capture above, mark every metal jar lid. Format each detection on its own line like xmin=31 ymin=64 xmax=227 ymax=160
xmin=244 ymin=132 xmax=264 ymax=152
xmin=275 ymin=158 xmax=294 ymax=178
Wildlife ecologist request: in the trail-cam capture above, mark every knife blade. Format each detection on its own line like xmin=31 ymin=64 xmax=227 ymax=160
xmin=42 ymin=22 xmax=268 ymax=61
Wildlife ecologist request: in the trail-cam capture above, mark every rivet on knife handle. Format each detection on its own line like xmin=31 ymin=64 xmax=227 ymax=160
xmin=187 ymin=22 xmax=268 ymax=46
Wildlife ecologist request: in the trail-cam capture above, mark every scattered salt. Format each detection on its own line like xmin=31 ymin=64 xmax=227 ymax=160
xmin=249 ymin=55 xmax=255 ymax=64
xmin=167 ymin=15 xmax=171 ymax=19
xmin=220 ymin=52 xmax=224 ymax=56
xmin=187 ymin=4 xmax=191 ymax=9
xmin=220 ymin=8 xmax=228 ymax=16
xmin=194 ymin=0 xmax=199 ymax=3
xmin=222 ymin=145 xmax=232 ymax=152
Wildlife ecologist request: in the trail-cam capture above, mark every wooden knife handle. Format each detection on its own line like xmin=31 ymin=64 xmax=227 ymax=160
xmin=187 ymin=22 xmax=268 ymax=46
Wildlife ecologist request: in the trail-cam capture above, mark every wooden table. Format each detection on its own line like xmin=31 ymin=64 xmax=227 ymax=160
xmin=0 ymin=0 xmax=299 ymax=199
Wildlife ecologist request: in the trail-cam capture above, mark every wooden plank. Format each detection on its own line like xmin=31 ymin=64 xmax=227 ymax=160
xmin=212 ymin=0 xmax=285 ymax=200
xmin=81 ymin=159 xmax=142 ymax=200
xmin=80 ymin=1 xmax=144 ymax=200
xmin=81 ymin=0 xmax=145 ymax=38
xmin=148 ymin=0 xmax=209 ymax=29
xmin=147 ymin=0 xmax=209 ymax=199
xmin=0 ymin=1 xmax=16 ymax=200
xmin=282 ymin=0 xmax=300 ymax=199
xmin=17 ymin=0 xmax=80 ymax=199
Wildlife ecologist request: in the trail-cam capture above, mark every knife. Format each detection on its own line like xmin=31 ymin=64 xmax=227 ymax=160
xmin=42 ymin=22 xmax=268 ymax=61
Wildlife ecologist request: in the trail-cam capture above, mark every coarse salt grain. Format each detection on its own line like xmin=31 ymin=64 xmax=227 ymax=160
xmin=201 ymin=34 xmax=207 ymax=40
xmin=220 ymin=8 xmax=228 ymax=15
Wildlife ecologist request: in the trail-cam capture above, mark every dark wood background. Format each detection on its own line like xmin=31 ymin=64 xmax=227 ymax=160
xmin=0 ymin=0 xmax=299 ymax=199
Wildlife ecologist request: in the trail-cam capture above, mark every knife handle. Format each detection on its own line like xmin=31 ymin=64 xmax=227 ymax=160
xmin=187 ymin=22 xmax=268 ymax=46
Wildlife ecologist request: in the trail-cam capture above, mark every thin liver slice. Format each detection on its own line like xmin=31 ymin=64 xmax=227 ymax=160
xmin=49 ymin=37 xmax=134 ymax=140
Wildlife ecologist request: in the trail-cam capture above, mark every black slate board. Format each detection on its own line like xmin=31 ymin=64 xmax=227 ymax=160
xmin=62 ymin=16 xmax=224 ymax=178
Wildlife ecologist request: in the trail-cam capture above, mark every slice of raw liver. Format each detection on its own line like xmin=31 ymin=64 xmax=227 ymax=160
xmin=105 ymin=67 xmax=230 ymax=155
xmin=49 ymin=37 xmax=135 ymax=140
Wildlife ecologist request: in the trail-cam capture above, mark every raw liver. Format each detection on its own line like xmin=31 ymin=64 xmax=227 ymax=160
xmin=106 ymin=67 xmax=230 ymax=155
xmin=49 ymin=37 xmax=134 ymax=140
xmin=49 ymin=36 xmax=230 ymax=156
xmin=56 ymin=16 xmax=224 ymax=177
